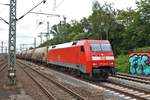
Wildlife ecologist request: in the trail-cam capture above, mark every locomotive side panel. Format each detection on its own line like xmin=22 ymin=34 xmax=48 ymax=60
xmin=48 ymin=43 xmax=87 ymax=73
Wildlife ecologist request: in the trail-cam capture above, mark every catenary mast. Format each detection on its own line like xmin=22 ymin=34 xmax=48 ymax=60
xmin=8 ymin=0 xmax=17 ymax=85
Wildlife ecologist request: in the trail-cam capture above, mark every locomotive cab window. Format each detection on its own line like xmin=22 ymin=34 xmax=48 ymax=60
xmin=90 ymin=43 xmax=112 ymax=52
xmin=101 ymin=44 xmax=112 ymax=52
xmin=80 ymin=46 xmax=85 ymax=52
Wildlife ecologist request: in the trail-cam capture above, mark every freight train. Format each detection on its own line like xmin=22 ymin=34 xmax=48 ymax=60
xmin=17 ymin=40 xmax=116 ymax=80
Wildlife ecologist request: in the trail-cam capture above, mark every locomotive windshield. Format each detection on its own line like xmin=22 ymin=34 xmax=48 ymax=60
xmin=90 ymin=43 xmax=112 ymax=52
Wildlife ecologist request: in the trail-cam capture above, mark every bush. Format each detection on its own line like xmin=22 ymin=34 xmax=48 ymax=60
xmin=133 ymin=47 xmax=150 ymax=52
xmin=116 ymin=55 xmax=129 ymax=73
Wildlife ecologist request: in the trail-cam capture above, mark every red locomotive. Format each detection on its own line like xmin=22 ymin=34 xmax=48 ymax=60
xmin=47 ymin=40 xmax=115 ymax=79
xmin=17 ymin=40 xmax=115 ymax=80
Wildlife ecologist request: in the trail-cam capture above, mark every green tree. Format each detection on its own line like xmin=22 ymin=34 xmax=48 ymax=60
xmin=89 ymin=1 xmax=117 ymax=40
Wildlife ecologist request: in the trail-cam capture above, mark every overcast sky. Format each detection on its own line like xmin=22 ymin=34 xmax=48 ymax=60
xmin=0 ymin=0 xmax=137 ymax=51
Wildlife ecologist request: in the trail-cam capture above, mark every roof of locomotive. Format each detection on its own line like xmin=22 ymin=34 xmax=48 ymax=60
xmin=48 ymin=40 xmax=110 ymax=50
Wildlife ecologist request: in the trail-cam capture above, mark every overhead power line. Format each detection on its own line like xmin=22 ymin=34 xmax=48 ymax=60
xmin=0 ymin=3 xmax=10 ymax=6
xmin=55 ymin=0 xmax=65 ymax=8
xmin=0 ymin=0 xmax=46 ymax=25
xmin=0 ymin=16 xmax=9 ymax=24
xmin=17 ymin=0 xmax=46 ymax=21
xmin=30 ymin=12 xmax=61 ymax=17
xmin=53 ymin=0 xmax=65 ymax=10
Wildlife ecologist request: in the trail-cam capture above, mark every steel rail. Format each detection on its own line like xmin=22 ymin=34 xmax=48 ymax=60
xmin=0 ymin=63 xmax=7 ymax=72
xmin=117 ymin=72 xmax=150 ymax=81
xmin=97 ymin=82 xmax=150 ymax=100
xmin=19 ymin=60 xmax=150 ymax=100
xmin=107 ymin=78 xmax=150 ymax=94
xmin=17 ymin=62 xmax=57 ymax=100
xmin=18 ymin=60 xmax=86 ymax=100
xmin=114 ymin=75 xmax=150 ymax=85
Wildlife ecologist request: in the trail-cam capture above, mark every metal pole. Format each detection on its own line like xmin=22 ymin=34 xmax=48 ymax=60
xmin=7 ymin=0 xmax=46 ymax=85
xmin=47 ymin=21 xmax=49 ymax=40
xmin=5 ymin=46 xmax=7 ymax=54
xmin=22 ymin=44 xmax=25 ymax=50
xmin=1 ymin=41 xmax=3 ymax=54
xmin=20 ymin=44 xmax=22 ymax=51
xmin=8 ymin=0 xmax=17 ymax=85
xmin=38 ymin=34 xmax=43 ymax=44
xmin=41 ymin=35 xmax=43 ymax=44
xmin=34 ymin=38 xmax=36 ymax=48
xmin=63 ymin=16 xmax=66 ymax=24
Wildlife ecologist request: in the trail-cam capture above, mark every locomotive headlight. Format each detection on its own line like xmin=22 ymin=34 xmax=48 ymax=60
xmin=92 ymin=63 xmax=97 ymax=66
xmin=111 ymin=62 xmax=114 ymax=64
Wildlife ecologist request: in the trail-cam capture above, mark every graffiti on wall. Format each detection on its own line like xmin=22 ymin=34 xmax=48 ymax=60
xmin=129 ymin=53 xmax=150 ymax=75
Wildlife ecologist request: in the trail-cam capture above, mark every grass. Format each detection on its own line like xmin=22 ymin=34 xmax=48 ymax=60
xmin=116 ymin=55 xmax=129 ymax=73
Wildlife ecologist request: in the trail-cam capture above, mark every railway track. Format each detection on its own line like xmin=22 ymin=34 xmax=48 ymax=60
xmin=17 ymin=60 xmax=86 ymax=100
xmin=98 ymin=74 xmax=150 ymax=100
xmin=96 ymin=80 xmax=150 ymax=100
xmin=0 ymin=63 xmax=7 ymax=73
xmin=113 ymin=72 xmax=150 ymax=85
xmin=19 ymin=60 xmax=150 ymax=100
xmin=0 ymin=58 xmax=10 ymax=73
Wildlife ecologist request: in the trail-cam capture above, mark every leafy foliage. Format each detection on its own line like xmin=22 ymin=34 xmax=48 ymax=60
xmin=38 ymin=0 xmax=150 ymax=73
xmin=133 ymin=47 xmax=150 ymax=52
xmin=39 ymin=0 xmax=150 ymax=56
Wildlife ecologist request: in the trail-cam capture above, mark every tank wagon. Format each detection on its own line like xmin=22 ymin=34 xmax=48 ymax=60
xmin=17 ymin=40 xmax=115 ymax=80
xmin=32 ymin=47 xmax=47 ymax=64
xmin=25 ymin=49 xmax=35 ymax=61
xmin=21 ymin=50 xmax=27 ymax=60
